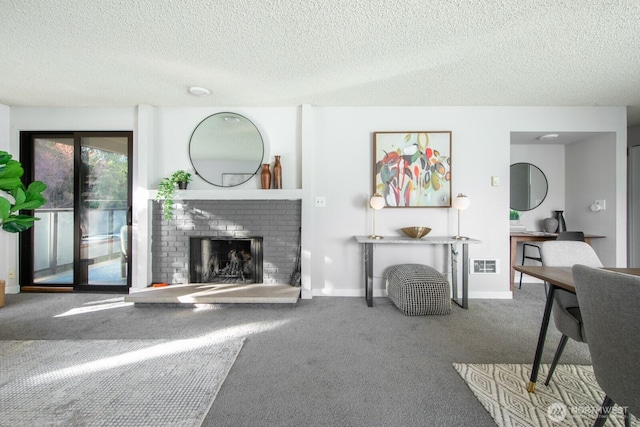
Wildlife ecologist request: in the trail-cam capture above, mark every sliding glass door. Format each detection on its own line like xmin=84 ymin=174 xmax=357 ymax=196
xmin=20 ymin=132 xmax=132 ymax=292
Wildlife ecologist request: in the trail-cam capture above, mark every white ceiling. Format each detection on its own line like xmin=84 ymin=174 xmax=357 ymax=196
xmin=2 ymin=1 xmax=640 ymax=125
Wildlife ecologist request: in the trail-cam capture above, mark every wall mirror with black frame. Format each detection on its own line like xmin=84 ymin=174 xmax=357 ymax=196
xmin=510 ymin=162 xmax=548 ymax=211
xmin=189 ymin=112 xmax=264 ymax=187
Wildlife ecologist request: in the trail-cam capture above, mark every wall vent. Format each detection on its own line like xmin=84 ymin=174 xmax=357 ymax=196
xmin=471 ymin=259 xmax=500 ymax=274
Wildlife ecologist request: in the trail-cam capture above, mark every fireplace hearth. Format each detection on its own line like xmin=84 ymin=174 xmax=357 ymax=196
xmin=190 ymin=237 xmax=263 ymax=284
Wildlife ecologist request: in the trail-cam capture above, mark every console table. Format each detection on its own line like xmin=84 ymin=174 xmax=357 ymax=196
xmin=354 ymin=235 xmax=481 ymax=309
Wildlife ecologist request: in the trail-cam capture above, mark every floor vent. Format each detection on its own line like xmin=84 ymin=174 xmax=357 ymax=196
xmin=471 ymin=259 xmax=500 ymax=274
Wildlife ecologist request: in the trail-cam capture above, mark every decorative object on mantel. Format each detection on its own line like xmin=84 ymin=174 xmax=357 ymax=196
xmin=553 ymin=210 xmax=567 ymax=232
xmin=401 ymin=226 xmax=432 ymax=238
xmin=273 ymin=155 xmax=282 ymax=189
xmin=368 ymin=193 xmax=385 ymax=239
xmin=260 ymin=164 xmax=271 ymax=189
xmin=543 ymin=217 xmax=559 ymax=233
xmin=452 ymin=193 xmax=471 ymax=240
xmin=373 ymin=131 xmax=451 ymax=207
xmin=155 ymin=170 xmax=192 ymax=220
xmin=172 ymin=170 xmax=192 ymax=190
xmin=0 ymin=150 xmax=48 ymax=307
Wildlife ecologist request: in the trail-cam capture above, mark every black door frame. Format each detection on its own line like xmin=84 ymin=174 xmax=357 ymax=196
xmin=19 ymin=131 xmax=133 ymax=292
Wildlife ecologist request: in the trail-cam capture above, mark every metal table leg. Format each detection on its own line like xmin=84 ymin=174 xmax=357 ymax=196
xmin=451 ymin=243 xmax=469 ymax=309
xmin=364 ymin=242 xmax=373 ymax=307
xmin=527 ymin=284 xmax=556 ymax=392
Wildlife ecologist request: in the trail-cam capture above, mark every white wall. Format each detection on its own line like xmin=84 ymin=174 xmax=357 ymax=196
xmin=566 ymin=133 xmax=618 ymax=266
xmin=0 ymin=104 xmax=11 ymax=291
xmin=5 ymin=105 xmax=627 ymax=298
xmin=308 ymin=106 xmax=627 ymax=299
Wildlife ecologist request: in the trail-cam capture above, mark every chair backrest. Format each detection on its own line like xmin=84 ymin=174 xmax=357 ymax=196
xmin=556 ymin=231 xmax=585 ymax=241
xmin=539 ymin=241 xmax=603 ymax=267
xmin=572 ymin=264 xmax=640 ymax=415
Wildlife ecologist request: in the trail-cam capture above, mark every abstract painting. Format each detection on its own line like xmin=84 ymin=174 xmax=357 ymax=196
xmin=373 ymin=131 xmax=451 ymax=207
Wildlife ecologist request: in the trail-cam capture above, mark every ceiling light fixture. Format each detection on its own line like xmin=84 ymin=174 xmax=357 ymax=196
xmin=224 ymin=116 xmax=240 ymax=123
xmin=537 ymin=133 xmax=559 ymax=141
xmin=188 ymin=86 xmax=211 ymax=96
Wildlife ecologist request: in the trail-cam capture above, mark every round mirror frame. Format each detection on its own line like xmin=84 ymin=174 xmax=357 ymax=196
xmin=510 ymin=162 xmax=548 ymax=211
xmin=188 ymin=112 xmax=264 ymax=187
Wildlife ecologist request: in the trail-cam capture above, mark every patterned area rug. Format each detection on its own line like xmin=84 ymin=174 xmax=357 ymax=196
xmin=0 ymin=338 xmax=244 ymax=426
xmin=454 ymin=363 xmax=638 ymax=427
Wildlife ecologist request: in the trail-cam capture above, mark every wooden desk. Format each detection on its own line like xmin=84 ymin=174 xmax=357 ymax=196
xmin=514 ymin=265 xmax=640 ymax=393
xmin=509 ymin=232 xmax=604 ymax=291
xmin=354 ymin=235 xmax=481 ymax=309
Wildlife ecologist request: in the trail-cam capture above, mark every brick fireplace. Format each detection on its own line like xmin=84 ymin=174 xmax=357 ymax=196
xmin=151 ymin=199 xmax=301 ymax=285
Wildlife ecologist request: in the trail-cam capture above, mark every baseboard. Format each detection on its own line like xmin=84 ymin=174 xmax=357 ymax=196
xmin=468 ymin=291 xmax=513 ymax=299
xmin=313 ymin=288 xmax=513 ymax=300
xmin=312 ymin=288 xmax=387 ymax=297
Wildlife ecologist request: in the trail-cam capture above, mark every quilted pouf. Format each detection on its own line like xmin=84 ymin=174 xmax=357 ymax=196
xmin=386 ymin=264 xmax=451 ymax=315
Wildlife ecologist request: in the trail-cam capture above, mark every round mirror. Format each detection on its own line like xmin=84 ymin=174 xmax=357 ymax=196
xmin=510 ymin=163 xmax=548 ymax=211
xmin=189 ymin=112 xmax=264 ymax=187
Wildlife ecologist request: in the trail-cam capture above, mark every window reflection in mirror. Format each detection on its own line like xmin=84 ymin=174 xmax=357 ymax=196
xmin=189 ymin=112 xmax=264 ymax=187
xmin=510 ymin=163 xmax=548 ymax=211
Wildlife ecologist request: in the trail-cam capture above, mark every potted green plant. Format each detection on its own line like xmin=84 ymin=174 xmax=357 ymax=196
xmin=0 ymin=150 xmax=47 ymax=307
xmin=154 ymin=170 xmax=192 ymax=220
xmin=172 ymin=170 xmax=192 ymax=190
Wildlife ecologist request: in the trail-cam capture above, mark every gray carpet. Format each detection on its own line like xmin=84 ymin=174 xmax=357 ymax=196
xmin=0 ymin=283 xmax=592 ymax=426
xmin=0 ymin=338 xmax=244 ymax=426
xmin=454 ymin=363 xmax=638 ymax=427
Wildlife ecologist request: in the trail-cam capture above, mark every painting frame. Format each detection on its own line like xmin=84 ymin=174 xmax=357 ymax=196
xmin=373 ymin=131 xmax=452 ymax=208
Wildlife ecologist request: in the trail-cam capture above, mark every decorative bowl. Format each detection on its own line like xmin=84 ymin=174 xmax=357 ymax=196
xmin=401 ymin=226 xmax=432 ymax=239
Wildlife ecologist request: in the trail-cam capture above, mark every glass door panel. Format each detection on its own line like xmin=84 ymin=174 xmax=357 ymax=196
xmin=33 ymin=137 xmax=75 ymax=285
xmin=79 ymin=136 xmax=130 ymax=289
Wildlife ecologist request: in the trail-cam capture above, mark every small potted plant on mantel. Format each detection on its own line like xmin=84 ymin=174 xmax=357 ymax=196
xmin=154 ymin=170 xmax=192 ymax=221
xmin=0 ymin=150 xmax=47 ymax=307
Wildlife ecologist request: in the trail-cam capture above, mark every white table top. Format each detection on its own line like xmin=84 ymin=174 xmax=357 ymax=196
xmin=354 ymin=235 xmax=481 ymax=245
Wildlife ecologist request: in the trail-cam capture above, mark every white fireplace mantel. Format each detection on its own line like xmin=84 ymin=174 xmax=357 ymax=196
xmin=146 ymin=189 xmax=303 ymax=201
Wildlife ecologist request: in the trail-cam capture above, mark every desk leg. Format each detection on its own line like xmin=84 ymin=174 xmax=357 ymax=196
xmin=528 ymin=285 xmax=556 ymax=393
xmin=364 ymin=242 xmax=373 ymax=307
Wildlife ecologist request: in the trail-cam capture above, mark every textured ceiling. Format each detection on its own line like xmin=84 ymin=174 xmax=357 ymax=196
xmin=2 ymin=0 xmax=640 ymax=125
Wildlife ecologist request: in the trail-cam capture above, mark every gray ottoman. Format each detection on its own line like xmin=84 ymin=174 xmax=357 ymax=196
xmin=386 ymin=264 xmax=451 ymax=315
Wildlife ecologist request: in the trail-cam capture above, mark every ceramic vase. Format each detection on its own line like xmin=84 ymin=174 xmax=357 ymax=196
xmin=543 ymin=217 xmax=559 ymax=233
xmin=553 ymin=210 xmax=567 ymax=232
xmin=273 ymin=155 xmax=282 ymax=189
xmin=261 ymin=164 xmax=271 ymax=189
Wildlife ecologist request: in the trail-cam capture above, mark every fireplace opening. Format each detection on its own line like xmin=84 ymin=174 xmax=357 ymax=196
xmin=190 ymin=237 xmax=263 ymax=284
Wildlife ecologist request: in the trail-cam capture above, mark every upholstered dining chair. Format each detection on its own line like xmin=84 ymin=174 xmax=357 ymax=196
xmin=518 ymin=231 xmax=585 ymax=289
xmin=539 ymin=240 xmax=602 ymax=386
xmin=572 ymin=264 xmax=640 ymax=427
